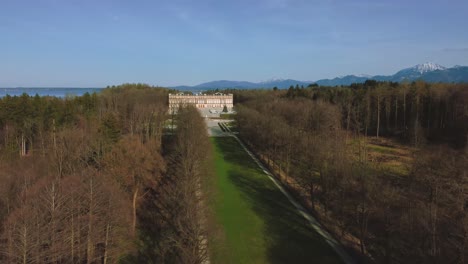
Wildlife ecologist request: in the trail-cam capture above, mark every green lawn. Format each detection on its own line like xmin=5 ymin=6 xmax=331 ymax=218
xmin=209 ymin=137 xmax=343 ymax=264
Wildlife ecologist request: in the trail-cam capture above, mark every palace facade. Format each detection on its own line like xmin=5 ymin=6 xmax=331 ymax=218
xmin=169 ymin=93 xmax=233 ymax=111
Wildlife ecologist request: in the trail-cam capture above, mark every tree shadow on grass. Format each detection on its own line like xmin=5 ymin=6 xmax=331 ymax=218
xmin=215 ymin=137 xmax=342 ymax=264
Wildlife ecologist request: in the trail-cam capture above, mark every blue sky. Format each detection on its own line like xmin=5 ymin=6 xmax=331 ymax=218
xmin=1 ymin=0 xmax=467 ymax=87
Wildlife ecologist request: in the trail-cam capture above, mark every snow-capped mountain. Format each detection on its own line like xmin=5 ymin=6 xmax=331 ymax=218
xmin=315 ymin=63 xmax=467 ymax=86
xmin=356 ymin=74 xmax=373 ymax=78
xmin=411 ymin=62 xmax=447 ymax=74
xmin=173 ymin=63 xmax=468 ymax=90
xmin=392 ymin=62 xmax=448 ymax=81
xmin=259 ymin=78 xmax=285 ymax=84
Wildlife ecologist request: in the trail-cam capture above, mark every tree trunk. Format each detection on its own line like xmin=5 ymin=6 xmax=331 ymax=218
xmin=414 ymin=95 xmax=421 ymax=147
xmin=430 ymin=186 xmax=438 ymax=257
xmin=40 ymin=130 xmax=46 ymax=157
xmin=346 ymin=103 xmax=351 ymax=132
xmin=403 ymin=91 xmax=407 ymax=129
xmin=359 ymin=208 xmax=368 ymax=254
xmin=22 ymin=226 xmax=28 ymax=264
xmin=71 ymin=195 xmax=75 ymax=262
xmin=395 ymin=96 xmax=398 ymax=130
xmin=132 ymin=188 xmax=139 ymax=237
xmin=50 ymin=183 xmax=57 ymax=263
xmin=20 ymin=134 xmax=26 ymax=156
xmin=103 ymin=223 xmax=111 ymax=264
xmin=366 ymin=94 xmax=370 ymax=137
xmin=4 ymin=124 xmax=8 ymax=147
xmin=385 ymin=98 xmax=391 ymax=132
xmin=377 ymin=95 xmax=381 ymax=138
xmin=87 ymin=178 xmax=94 ymax=264
xmin=309 ymin=182 xmax=315 ymax=210
xmin=53 ymin=119 xmax=57 ymax=150
xmin=286 ymin=143 xmax=291 ymax=180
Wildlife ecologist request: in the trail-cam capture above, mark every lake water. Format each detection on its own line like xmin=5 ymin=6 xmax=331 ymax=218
xmin=0 ymin=88 xmax=104 ymax=98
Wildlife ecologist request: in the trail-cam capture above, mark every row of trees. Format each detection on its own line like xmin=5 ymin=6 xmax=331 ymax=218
xmin=234 ymin=88 xmax=467 ymax=263
xmin=234 ymin=81 xmax=468 ymax=148
xmin=134 ymin=106 xmax=213 ymax=263
xmin=0 ymin=85 xmax=213 ymax=263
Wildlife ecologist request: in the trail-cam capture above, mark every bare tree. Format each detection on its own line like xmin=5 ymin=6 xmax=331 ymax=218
xmin=104 ymin=135 xmax=164 ymax=236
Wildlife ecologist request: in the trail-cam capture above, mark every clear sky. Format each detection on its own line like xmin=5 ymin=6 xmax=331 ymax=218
xmin=1 ymin=0 xmax=468 ymax=87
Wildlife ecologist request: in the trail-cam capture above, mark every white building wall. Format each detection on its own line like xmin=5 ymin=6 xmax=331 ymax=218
xmin=168 ymin=94 xmax=234 ymax=111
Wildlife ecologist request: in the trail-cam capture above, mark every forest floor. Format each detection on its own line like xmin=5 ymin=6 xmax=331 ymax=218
xmin=209 ymin=137 xmax=343 ymax=264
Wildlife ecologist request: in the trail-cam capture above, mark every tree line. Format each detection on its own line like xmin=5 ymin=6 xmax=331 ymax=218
xmin=233 ymin=80 xmax=467 ymax=148
xmin=234 ymin=82 xmax=467 ymax=263
xmin=0 ymin=84 xmax=213 ymax=263
xmin=133 ymin=105 xmax=213 ymax=263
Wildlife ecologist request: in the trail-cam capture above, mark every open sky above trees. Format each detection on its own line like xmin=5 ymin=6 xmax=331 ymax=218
xmin=1 ymin=0 xmax=468 ymax=87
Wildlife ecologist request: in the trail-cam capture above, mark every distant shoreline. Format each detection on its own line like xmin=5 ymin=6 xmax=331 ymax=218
xmin=0 ymin=87 xmax=102 ymax=89
xmin=0 ymin=87 xmax=104 ymax=98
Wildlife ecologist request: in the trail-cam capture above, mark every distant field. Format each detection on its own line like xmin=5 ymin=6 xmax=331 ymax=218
xmin=349 ymin=136 xmax=414 ymax=177
xmin=210 ymin=137 xmax=342 ymax=264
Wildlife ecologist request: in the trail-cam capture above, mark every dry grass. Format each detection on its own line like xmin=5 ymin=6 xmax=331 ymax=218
xmin=349 ymin=136 xmax=415 ymax=177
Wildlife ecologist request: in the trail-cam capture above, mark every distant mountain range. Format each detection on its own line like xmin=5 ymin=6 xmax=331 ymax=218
xmin=173 ymin=63 xmax=468 ymax=90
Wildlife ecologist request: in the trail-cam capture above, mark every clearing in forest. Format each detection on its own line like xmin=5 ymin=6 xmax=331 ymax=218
xmin=209 ymin=137 xmax=343 ymax=264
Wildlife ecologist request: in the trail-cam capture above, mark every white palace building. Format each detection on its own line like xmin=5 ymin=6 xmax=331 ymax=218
xmin=168 ymin=93 xmax=234 ymax=112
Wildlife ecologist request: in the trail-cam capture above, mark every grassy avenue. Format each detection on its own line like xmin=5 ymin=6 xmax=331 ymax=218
xmin=208 ymin=137 xmax=342 ymax=264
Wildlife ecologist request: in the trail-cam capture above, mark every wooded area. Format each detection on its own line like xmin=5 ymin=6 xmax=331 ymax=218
xmin=0 ymin=84 xmax=212 ymax=263
xmin=234 ymin=81 xmax=467 ymax=263
xmin=0 ymin=81 xmax=466 ymax=263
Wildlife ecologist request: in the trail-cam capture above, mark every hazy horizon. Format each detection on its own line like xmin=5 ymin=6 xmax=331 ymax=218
xmin=2 ymin=0 xmax=468 ymax=87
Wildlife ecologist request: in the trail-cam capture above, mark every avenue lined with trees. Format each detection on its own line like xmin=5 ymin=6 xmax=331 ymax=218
xmin=234 ymin=81 xmax=467 ymax=263
xmin=0 ymin=80 xmax=466 ymax=263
